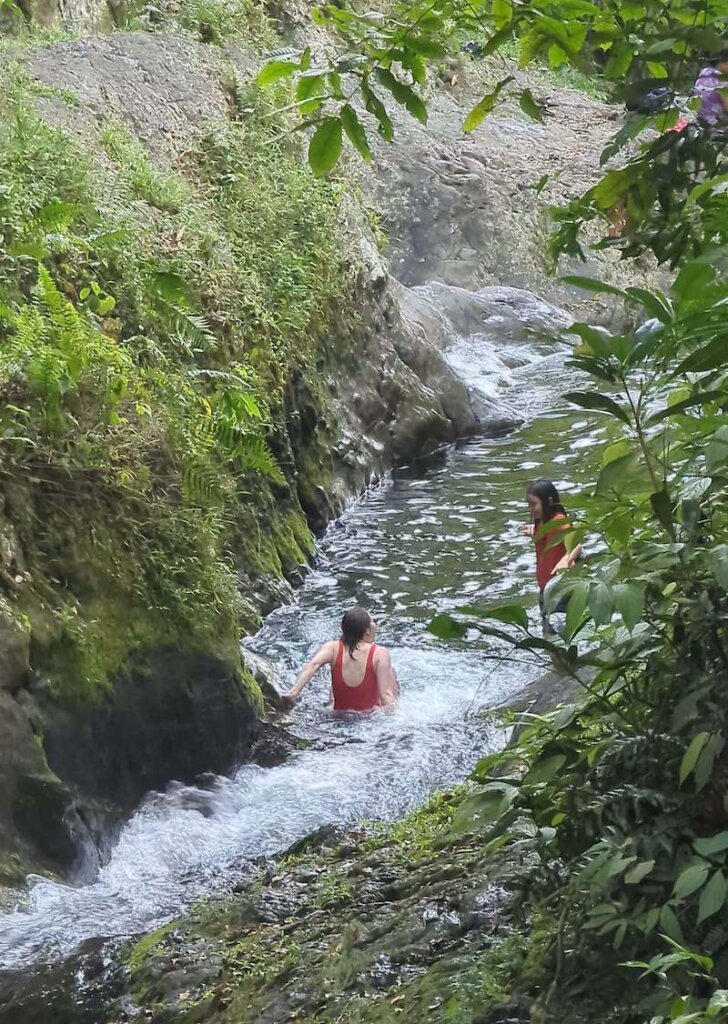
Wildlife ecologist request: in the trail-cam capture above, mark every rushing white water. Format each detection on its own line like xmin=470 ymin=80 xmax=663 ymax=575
xmin=0 ymin=340 xmax=603 ymax=971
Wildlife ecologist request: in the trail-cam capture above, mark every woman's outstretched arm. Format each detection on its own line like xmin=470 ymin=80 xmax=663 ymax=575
xmin=281 ymin=642 xmax=337 ymax=708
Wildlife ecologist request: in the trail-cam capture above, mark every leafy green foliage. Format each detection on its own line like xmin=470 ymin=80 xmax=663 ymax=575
xmin=257 ymin=0 xmax=728 ymax=265
xmin=0 ymin=75 xmax=343 ymax=692
xmin=123 ymin=0 xmax=274 ymax=46
xmin=425 ymin=264 xmax=728 ymax=1018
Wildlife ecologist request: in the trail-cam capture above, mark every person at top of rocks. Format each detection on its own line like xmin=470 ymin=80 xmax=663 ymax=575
xmin=281 ymin=607 xmax=399 ymax=712
xmin=694 ymin=51 xmax=728 ymax=128
xmin=524 ymin=479 xmax=582 ymax=636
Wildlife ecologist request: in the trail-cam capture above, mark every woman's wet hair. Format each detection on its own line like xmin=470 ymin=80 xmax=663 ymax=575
xmin=527 ymin=478 xmax=566 ymax=524
xmin=341 ymin=606 xmax=372 ymax=658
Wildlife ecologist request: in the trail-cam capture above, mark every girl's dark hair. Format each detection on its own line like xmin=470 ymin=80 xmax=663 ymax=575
xmin=527 ymin=479 xmax=565 ymax=524
xmin=341 ymin=606 xmax=372 ymax=658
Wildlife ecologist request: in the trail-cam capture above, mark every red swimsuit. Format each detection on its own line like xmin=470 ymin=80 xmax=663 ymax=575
xmin=534 ymin=513 xmax=569 ymax=592
xmin=331 ymin=641 xmax=381 ymax=711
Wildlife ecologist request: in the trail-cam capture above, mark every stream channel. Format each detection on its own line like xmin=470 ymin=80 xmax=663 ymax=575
xmin=0 ymin=314 xmax=604 ymax=985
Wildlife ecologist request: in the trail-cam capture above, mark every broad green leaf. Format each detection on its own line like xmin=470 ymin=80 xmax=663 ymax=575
xmin=519 ymin=88 xmax=545 ymax=123
xmin=672 ymin=261 xmax=715 ymax=298
xmin=695 ymin=734 xmax=725 ymax=791
xmin=464 ymin=76 xmax=514 ymax=132
xmin=374 ymin=68 xmax=427 ymax=124
xmin=523 ymin=754 xmax=566 ymax=786
xmin=453 ymin=784 xmax=518 ymax=832
xmin=361 ymin=80 xmax=394 ymax=141
xmin=428 ymin=613 xmax=467 ymax=640
xmin=458 ymin=602 xmax=528 ymax=630
xmin=710 ymin=545 xmax=728 ymax=591
xmin=646 ymin=391 xmax=724 ymax=425
xmin=561 ymin=275 xmax=630 ymax=300
xmin=686 ymin=173 xmax=728 ymax=206
xmin=452 ymin=791 xmax=504 ymax=833
xmin=677 ymin=337 xmax=728 ymax=374
xmin=340 ymin=104 xmax=372 ymax=161
xmin=698 ymin=870 xmax=727 ymax=923
xmin=565 ymin=580 xmax=588 ymax=640
xmin=707 ymin=426 xmax=728 ymax=476
xmin=570 ymin=323 xmax=614 ymax=358
xmin=296 ymin=73 xmax=325 ymax=116
xmin=534 ymin=14 xmax=585 ymax=57
xmin=607 ymin=853 xmax=636 ymax=877
xmin=401 ymin=51 xmax=426 ymax=85
xmin=623 ymin=287 xmax=673 ymax=323
xmin=613 ymin=921 xmax=627 ymax=949
xmin=680 ymin=732 xmax=709 ymax=786
xmin=625 ymin=860 xmax=655 ymax=884
xmin=492 ymin=0 xmax=513 ymax=28
xmin=613 ymin=583 xmax=645 ymax=631
xmin=563 ymin=391 xmax=631 ymax=425
xmin=600 ymin=115 xmax=649 ymax=166
xmin=472 ymin=748 xmax=520 ymax=781
xmin=308 ymin=117 xmax=343 ymax=177
xmin=519 ymin=28 xmax=544 ymax=67
xmin=673 ymin=861 xmax=710 ymax=899
xmin=480 ymin=25 xmax=516 ymax=57
xmin=605 ymin=509 xmax=633 ymax=548
xmin=650 ymin=488 xmax=674 ymax=536
xmin=643 ymin=906 xmax=660 ymax=934
xmin=586 ymin=902 xmax=618 ymax=921
xmin=328 ymin=71 xmax=344 ymax=100
xmin=694 ymin=832 xmax=728 ymax=857
xmin=406 ymin=37 xmax=446 ymax=59
xmin=596 ymin=452 xmax=639 ymax=496
xmin=588 ymin=582 xmax=614 ymax=626
xmin=548 ymin=43 xmax=568 ymax=68
xmin=659 ymin=904 xmax=684 ymax=942
xmin=604 ymin=43 xmax=634 ymax=78
xmin=256 ymin=59 xmax=299 ymax=86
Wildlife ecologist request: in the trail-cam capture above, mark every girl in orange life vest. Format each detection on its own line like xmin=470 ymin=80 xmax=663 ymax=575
xmin=281 ymin=607 xmax=399 ymax=712
xmin=524 ymin=479 xmax=582 ymax=636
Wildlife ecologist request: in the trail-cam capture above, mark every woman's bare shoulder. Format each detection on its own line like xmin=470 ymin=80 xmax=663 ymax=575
xmin=315 ymin=640 xmax=338 ymax=662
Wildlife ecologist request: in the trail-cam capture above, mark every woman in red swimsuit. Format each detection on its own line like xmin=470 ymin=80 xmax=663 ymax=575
xmin=525 ymin=479 xmax=582 ymax=636
xmin=281 ymin=607 xmax=398 ymax=711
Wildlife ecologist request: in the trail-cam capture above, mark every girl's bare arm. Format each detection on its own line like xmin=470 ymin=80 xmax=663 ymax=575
xmin=282 ymin=642 xmax=337 ymax=707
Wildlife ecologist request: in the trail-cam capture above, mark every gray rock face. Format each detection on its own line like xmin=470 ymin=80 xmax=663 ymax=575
xmin=28 ymin=34 xmax=233 ymax=157
xmin=407 ymin=282 xmax=573 ymax=347
xmin=351 ymin=69 xmax=667 ymax=320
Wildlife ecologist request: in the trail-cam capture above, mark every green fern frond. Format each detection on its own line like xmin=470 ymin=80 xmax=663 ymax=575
xmin=33 ymin=199 xmax=80 ymax=232
xmin=236 ymin=433 xmax=284 ymax=484
xmin=181 ymin=459 xmax=223 ymax=506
